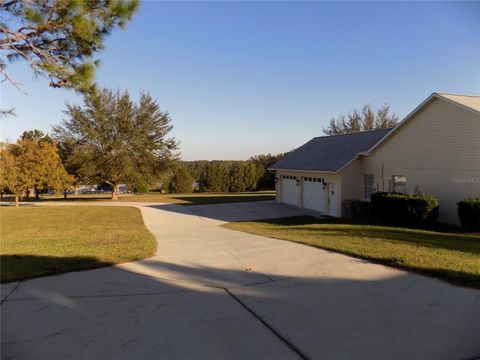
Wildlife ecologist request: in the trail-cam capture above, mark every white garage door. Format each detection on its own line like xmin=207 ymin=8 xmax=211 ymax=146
xmin=302 ymin=177 xmax=325 ymax=212
xmin=280 ymin=175 xmax=298 ymax=206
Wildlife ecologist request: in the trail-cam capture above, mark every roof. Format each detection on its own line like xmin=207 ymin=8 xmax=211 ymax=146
xmin=366 ymin=92 xmax=480 ymax=154
xmin=270 ymin=128 xmax=392 ymax=173
xmin=436 ymin=93 xmax=480 ymax=114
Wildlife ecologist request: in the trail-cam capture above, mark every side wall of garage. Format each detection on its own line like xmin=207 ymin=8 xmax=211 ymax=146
xmin=338 ymin=159 xmax=363 ymax=216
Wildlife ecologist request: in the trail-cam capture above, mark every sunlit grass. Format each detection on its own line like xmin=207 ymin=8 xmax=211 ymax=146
xmin=1 ymin=206 xmax=156 ymax=282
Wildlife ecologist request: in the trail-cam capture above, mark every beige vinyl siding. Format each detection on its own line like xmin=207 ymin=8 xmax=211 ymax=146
xmin=339 ymin=159 xmax=363 ymax=214
xmin=359 ymin=97 xmax=480 ymax=224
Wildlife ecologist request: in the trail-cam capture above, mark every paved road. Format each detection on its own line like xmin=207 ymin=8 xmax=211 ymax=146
xmin=2 ymin=201 xmax=480 ymax=359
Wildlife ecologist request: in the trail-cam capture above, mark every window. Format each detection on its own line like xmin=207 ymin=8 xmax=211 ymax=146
xmin=364 ymin=174 xmax=374 ymax=199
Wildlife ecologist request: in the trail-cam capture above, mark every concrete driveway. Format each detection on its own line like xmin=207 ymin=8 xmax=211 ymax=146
xmin=2 ymin=201 xmax=480 ymax=359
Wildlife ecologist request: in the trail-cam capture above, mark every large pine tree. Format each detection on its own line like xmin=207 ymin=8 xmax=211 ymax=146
xmin=54 ymin=88 xmax=178 ymax=199
xmin=1 ymin=0 xmax=138 ymax=93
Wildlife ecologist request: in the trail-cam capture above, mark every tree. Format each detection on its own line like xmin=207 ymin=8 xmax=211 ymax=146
xmin=185 ymin=160 xmax=208 ymax=181
xmin=250 ymin=152 xmax=290 ymax=190
xmin=228 ymin=162 xmax=247 ymax=192
xmin=0 ymin=138 xmax=72 ymax=206
xmin=20 ymin=130 xmax=54 ymax=169
xmin=200 ymin=161 xmax=230 ymax=192
xmin=323 ymin=104 xmax=398 ymax=135
xmin=1 ymin=0 xmax=138 ymax=94
xmin=20 ymin=129 xmax=52 ymax=143
xmin=53 ymin=88 xmax=177 ymax=200
xmin=243 ymin=162 xmax=262 ymax=191
xmin=169 ymin=166 xmax=194 ymax=194
xmin=0 ymin=143 xmax=20 ymax=204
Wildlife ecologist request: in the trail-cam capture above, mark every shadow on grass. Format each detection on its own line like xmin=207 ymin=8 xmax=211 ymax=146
xmin=1 ymin=254 xmax=113 ymax=283
xmin=0 ymin=193 xmax=275 ymax=205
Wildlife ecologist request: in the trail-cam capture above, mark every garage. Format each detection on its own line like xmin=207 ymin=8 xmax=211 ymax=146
xmin=280 ymin=175 xmax=298 ymax=205
xmin=302 ymin=177 xmax=325 ymax=212
xmin=270 ymin=129 xmax=393 ymax=218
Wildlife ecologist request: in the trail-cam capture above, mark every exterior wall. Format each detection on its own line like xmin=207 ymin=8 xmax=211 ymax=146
xmin=275 ymin=170 xmax=342 ymax=217
xmin=339 ymin=159 xmax=363 ymax=215
xmin=358 ymin=98 xmax=480 ymax=224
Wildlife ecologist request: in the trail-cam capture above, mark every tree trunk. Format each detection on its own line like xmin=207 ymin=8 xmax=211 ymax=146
xmin=34 ymin=186 xmax=40 ymax=200
xmin=64 ymin=190 xmax=68 ymax=199
xmin=15 ymin=195 xmax=19 ymax=207
xmin=111 ymin=185 xmax=118 ymax=200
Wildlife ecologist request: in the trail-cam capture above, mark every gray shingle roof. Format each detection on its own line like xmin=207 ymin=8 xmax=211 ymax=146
xmin=270 ymin=129 xmax=391 ymax=172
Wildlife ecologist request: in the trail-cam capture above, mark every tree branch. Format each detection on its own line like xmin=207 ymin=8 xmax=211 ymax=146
xmin=0 ymin=68 xmax=28 ymax=94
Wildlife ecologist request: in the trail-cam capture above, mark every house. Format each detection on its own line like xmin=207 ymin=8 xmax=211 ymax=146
xmin=270 ymin=92 xmax=480 ymax=224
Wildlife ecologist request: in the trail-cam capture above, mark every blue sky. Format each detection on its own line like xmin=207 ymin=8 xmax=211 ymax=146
xmin=1 ymin=1 xmax=479 ymax=160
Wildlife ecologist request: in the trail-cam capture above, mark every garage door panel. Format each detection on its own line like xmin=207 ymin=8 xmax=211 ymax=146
xmin=281 ymin=177 xmax=298 ymax=206
xmin=302 ymin=179 xmax=325 ymax=213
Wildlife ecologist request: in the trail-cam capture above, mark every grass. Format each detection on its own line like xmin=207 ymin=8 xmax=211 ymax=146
xmin=224 ymin=216 xmax=480 ymax=288
xmin=0 ymin=206 xmax=157 ymax=282
xmin=2 ymin=191 xmax=275 ymax=205
xmin=115 ymin=191 xmax=275 ymax=205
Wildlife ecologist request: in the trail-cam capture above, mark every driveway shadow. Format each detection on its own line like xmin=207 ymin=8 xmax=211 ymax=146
xmin=2 ymin=261 xmax=480 ymax=360
xmin=145 ymin=201 xmax=311 ymax=223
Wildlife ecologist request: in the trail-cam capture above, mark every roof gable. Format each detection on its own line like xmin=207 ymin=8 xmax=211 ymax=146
xmin=270 ymin=129 xmax=391 ymax=173
xmin=365 ymin=92 xmax=480 ymax=154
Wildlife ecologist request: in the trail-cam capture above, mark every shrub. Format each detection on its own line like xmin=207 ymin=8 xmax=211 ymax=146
xmin=458 ymin=198 xmax=480 ymax=230
xmin=169 ymin=166 xmax=194 ymax=193
xmin=371 ymin=192 xmax=439 ymax=226
xmin=133 ymin=183 xmax=149 ymax=193
xmin=343 ymin=200 xmax=372 ymax=218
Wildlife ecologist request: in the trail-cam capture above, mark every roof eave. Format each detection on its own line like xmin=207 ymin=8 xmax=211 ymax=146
xmin=268 ymin=167 xmax=339 ymax=174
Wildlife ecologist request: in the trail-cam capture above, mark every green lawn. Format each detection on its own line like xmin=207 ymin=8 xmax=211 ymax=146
xmin=7 ymin=191 xmax=276 ymax=205
xmin=0 ymin=206 xmax=156 ymax=282
xmin=114 ymin=191 xmax=275 ymax=204
xmin=224 ymin=216 xmax=480 ymax=288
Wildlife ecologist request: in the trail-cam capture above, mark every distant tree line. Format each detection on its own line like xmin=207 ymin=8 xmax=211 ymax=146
xmin=164 ymin=152 xmax=289 ymax=194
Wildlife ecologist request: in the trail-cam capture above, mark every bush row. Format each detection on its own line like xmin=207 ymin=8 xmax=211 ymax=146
xmin=458 ymin=198 xmax=480 ymax=230
xmin=351 ymin=193 xmax=480 ymax=230
xmin=370 ymin=192 xmax=439 ymax=227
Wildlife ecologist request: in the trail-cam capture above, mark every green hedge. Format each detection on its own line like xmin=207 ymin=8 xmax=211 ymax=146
xmin=458 ymin=198 xmax=480 ymax=230
xmin=371 ymin=192 xmax=439 ymax=226
xmin=343 ymin=200 xmax=372 ymax=219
